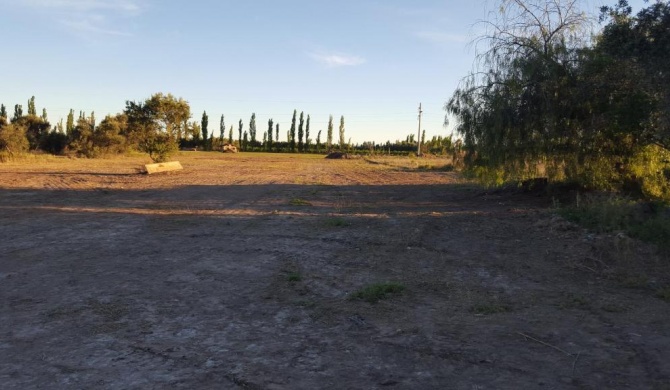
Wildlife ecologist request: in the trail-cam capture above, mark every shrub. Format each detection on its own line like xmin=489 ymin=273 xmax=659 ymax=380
xmin=0 ymin=123 xmax=29 ymax=156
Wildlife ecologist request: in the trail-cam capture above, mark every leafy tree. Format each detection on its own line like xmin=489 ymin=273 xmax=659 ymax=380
xmin=243 ymin=131 xmax=249 ymax=151
xmin=145 ymin=93 xmax=191 ymax=139
xmin=275 ymin=123 xmax=279 ymax=143
xmin=89 ymin=111 xmax=95 ymax=129
xmin=0 ymin=104 xmax=7 ymax=121
xmin=229 ymin=125 xmax=234 ymax=145
xmin=327 ymin=115 xmax=334 ymax=150
xmin=339 ymin=115 xmax=345 ymax=150
xmin=124 ymin=93 xmax=190 ymax=161
xmin=201 ymin=111 xmax=209 ymax=147
xmin=316 ymin=130 xmax=322 ymax=152
xmin=298 ymin=111 xmax=304 ymax=152
xmin=0 ymin=123 xmax=29 ymax=155
xmin=69 ymin=117 xmax=95 ymax=157
xmin=41 ymin=108 xmax=48 ymax=122
xmin=290 ymin=110 xmax=297 ymax=152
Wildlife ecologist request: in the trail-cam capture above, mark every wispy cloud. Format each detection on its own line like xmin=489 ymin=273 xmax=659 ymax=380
xmin=414 ymin=31 xmax=470 ymax=44
xmin=309 ymin=52 xmax=366 ymax=68
xmin=13 ymin=0 xmax=144 ymax=37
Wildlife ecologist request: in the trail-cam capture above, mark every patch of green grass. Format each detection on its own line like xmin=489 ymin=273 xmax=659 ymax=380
xmin=289 ymin=198 xmax=312 ymax=206
xmin=558 ymin=195 xmax=670 ymax=252
xmin=656 ymin=287 xmax=670 ymax=302
xmin=559 ymin=294 xmax=589 ymax=309
xmin=471 ymin=303 xmax=512 ymax=315
xmin=325 ymin=217 xmax=349 ymax=227
xmin=615 ymin=273 xmax=649 ymax=289
xmin=417 ymin=163 xmax=454 ymax=172
xmin=287 ymin=272 xmax=302 ymax=283
xmin=350 ymin=282 xmax=405 ymax=303
xmin=601 ymin=303 xmax=629 ymax=313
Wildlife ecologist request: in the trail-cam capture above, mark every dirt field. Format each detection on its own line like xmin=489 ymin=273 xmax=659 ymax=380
xmin=1 ymin=152 xmax=668 ymax=389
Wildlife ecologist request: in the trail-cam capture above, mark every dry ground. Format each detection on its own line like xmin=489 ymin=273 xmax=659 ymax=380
xmin=0 ymin=152 xmax=668 ymax=389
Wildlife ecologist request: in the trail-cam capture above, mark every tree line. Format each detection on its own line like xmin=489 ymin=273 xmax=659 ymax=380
xmin=0 ymin=93 xmax=455 ymax=161
xmin=0 ymin=93 xmax=354 ymax=161
xmin=446 ymin=0 xmax=670 ymax=200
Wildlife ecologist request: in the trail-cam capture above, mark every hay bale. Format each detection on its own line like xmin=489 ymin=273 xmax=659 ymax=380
xmin=144 ymin=161 xmax=183 ymax=174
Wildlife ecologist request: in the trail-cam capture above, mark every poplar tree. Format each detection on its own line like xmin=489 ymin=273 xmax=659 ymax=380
xmin=316 ymin=130 xmax=322 ymax=152
xmin=249 ymin=113 xmax=257 ymax=144
xmin=27 ymin=96 xmax=36 ymax=116
xmin=339 ymin=116 xmax=345 ymax=150
xmin=0 ymin=104 xmax=7 ymax=120
xmin=238 ymin=119 xmax=243 ymax=150
xmin=12 ymin=104 xmax=23 ymax=122
xmin=267 ymin=118 xmax=274 ymax=150
xmin=219 ymin=115 xmax=225 ymax=143
xmin=229 ymin=125 xmax=233 ymax=145
xmin=201 ymin=111 xmax=209 ymax=146
xmin=66 ymin=109 xmax=74 ymax=134
xmin=41 ymin=108 xmax=48 ymax=122
xmin=298 ymin=111 xmax=304 ymax=152
xmin=275 ymin=123 xmax=279 ymax=143
xmin=305 ymin=115 xmax=311 ymax=152
xmin=289 ymin=110 xmax=297 ymax=152
xmin=327 ymin=115 xmax=334 ymax=150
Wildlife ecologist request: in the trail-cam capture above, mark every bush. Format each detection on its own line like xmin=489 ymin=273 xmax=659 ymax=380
xmin=559 ymin=194 xmax=670 ymax=252
xmin=0 ymin=123 xmax=29 ymax=156
xmin=139 ymin=133 xmax=178 ymax=163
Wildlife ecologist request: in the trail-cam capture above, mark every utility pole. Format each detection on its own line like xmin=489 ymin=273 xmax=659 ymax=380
xmin=417 ymin=103 xmax=423 ymax=156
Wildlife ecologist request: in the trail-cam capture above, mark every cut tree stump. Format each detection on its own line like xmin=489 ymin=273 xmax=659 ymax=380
xmin=144 ymin=161 xmax=183 ymax=174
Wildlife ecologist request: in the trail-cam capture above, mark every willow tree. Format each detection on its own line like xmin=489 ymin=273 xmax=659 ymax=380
xmin=446 ymin=0 xmax=591 ymax=184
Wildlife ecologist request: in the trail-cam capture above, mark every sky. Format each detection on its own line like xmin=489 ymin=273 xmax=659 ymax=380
xmin=0 ymin=0 xmax=652 ymax=144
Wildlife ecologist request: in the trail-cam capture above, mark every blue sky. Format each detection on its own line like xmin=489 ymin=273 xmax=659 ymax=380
xmin=0 ymin=0 xmax=651 ymax=143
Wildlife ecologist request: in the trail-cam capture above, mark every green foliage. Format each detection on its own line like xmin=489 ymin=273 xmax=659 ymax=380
xmin=289 ymin=198 xmax=311 ymax=206
xmin=559 ymin=195 xmax=670 ymax=252
xmin=298 ymin=111 xmax=304 ymax=152
xmin=350 ymin=282 xmax=405 ymax=303
xmin=139 ymin=132 xmax=178 ymax=163
xmin=249 ymin=113 xmax=257 ymax=144
xmin=327 ymin=115 xmax=333 ymax=150
xmin=339 ymin=116 xmax=345 ymax=150
xmin=472 ymin=303 xmax=512 ymax=315
xmin=201 ymin=111 xmax=209 ymax=147
xmin=305 ymin=115 xmax=311 ymax=152
xmin=287 ymin=272 xmax=302 ymax=282
xmin=290 ymin=110 xmax=297 ymax=152
xmin=0 ymin=122 xmax=30 ymax=155
xmin=267 ymin=118 xmax=274 ymax=150
xmin=238 ymin=119 xmax=243 ymax=150
xmin=0 ymin=104 xmax=6 ymax=120
xmin=446 ymin=0 xmax=670 ymax=197
xmin=27 ymin=96 xmax=36 ymax=116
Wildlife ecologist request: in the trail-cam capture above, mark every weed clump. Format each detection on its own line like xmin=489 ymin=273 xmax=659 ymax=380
xmin=350 ymin=282 xmax=405 ymax=303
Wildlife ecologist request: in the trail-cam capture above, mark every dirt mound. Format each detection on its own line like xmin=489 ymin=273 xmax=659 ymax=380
xmin=222 ymin=144 xmax=238 ymax=153
xmin=325 ymin=152 xmax=348 ymax=159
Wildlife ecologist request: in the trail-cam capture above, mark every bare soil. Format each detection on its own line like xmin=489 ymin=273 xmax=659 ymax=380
xmin=1 ymin=152 xmax=668 ymax=389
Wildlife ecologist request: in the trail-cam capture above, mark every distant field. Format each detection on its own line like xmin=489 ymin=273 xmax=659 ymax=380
xmin=1 ymin=152 xmax=668 ymax=389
